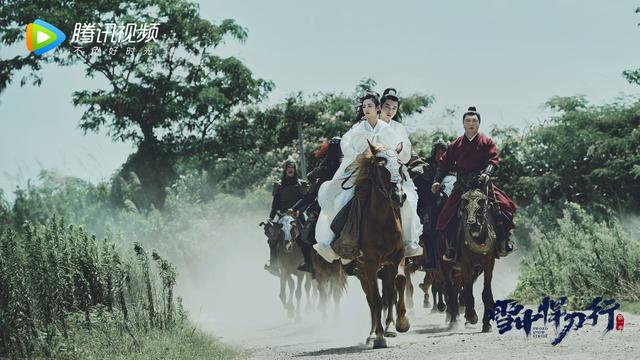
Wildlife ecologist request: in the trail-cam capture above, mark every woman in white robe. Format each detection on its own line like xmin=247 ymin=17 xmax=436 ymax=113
xmin=314 ymin=92 xmax=423 ymax=263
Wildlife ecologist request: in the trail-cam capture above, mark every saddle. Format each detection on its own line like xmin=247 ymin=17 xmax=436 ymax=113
xmin=331 ymin=199 xmax=363 ymax=260
xmin=329 ymin=184 xmax=368 ymax=260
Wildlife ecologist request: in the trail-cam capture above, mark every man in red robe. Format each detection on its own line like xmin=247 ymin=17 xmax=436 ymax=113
xmin=431 ymin=106 xmax=516 ymax=262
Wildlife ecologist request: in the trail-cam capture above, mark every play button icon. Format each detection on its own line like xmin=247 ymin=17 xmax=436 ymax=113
xmin=26 ymin=19 xmax=66 ymax=55
xmin=36 ymin=31 xmax=50 ymax=44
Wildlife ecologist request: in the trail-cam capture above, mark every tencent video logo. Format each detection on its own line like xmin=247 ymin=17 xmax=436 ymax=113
xmin=26 ymin=19 xmax=66 ymax=55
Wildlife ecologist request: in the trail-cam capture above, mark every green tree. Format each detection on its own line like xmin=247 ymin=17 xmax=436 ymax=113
xmin=515 ymin=97 xmax=640 ymax=214
xmin=204 ymin=82 xmax=435 ymax=192
xmin=0 ymin=0 xmax=272 ymax=208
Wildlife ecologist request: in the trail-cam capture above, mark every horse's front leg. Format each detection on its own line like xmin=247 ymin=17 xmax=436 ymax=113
xmin=436 ymin=288 xmax=446 ymax=312
xmin=317 ymin=278 xmax=329 ymax=321
xmin=405 ymin=270 xmax=414 ymax=311
xmin=295 ymin=273 xmax=303 ymax=319
xmin=279 ymin=273 xmax=287 ymax=309
xmin=419 ymin=273 xmax=432 ymax=309
xmin=380 ymin=266 xmax=397 ymax=338
xmin=304 ymin=273 xmax=312 ymax=313
xmin=443 ymin=264 xmax=460 ymax=329
xmin=359 ymin=263 xmax=386 ymax=349
xmin=394 ymin=257 xmax=410 ymax=333
xmin=462 ymin=272 xmax=478 ymax=325
xmin=482 ymin=259 xmax=495 ymax=333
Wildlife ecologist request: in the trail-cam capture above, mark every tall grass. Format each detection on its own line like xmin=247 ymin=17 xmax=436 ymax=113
xmin=512 ymin=203 xmax=640 ymax=308
xmin=0 ymin=216 xmax=193 ymax=359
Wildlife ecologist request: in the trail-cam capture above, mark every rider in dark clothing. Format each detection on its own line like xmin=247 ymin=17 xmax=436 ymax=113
xmin=289 ymin=137 xmax=342 ymax=275
xmin=408 ymin=139 xmax=450 ymax=270
xmin=264 ymin=160 xmax=307 ymax=276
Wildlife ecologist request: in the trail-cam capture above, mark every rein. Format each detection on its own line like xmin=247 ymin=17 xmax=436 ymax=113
xmin=341 ymin=161 xmax=393 ymax=202
xmin=368 ymin=167 xmax=393 ymax=202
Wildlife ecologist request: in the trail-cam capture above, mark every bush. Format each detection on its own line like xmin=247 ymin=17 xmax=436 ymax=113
xmin=511 ymin=203 xmax=640 ymax=308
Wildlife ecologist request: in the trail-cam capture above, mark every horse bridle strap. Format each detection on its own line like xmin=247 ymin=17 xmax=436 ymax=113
xmin=340 ymin=170 xmax=356 ymax=190
xmin=368 ymin=167 xmax=393 ymax=202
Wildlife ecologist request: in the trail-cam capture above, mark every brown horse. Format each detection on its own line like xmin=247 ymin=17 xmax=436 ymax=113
xmin=271 ymin=215 xmax=308 ymax=319
xmin=418 ymin=268 xmax=447 ymax=313
xmin=438 ymin=176 xmax=497 ymax=332
xmin=351 ymin=140 xmax=410 ymax=349
xmin=310 ymin=250 xmax=347 ymax=320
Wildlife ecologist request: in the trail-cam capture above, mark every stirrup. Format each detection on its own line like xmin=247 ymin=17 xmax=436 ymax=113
xmin=441 ymin=255 xmax=461 ymax=271
xmin=498 ymin=242 xmax=515 ymax=257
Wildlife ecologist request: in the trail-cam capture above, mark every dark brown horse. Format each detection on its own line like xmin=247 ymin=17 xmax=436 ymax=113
xmin=263 ymin=214 xmax=308 ymax=319
xmin=310 ymin=250 xmax=347 ymax=320
xmin=438 ymin=176 xmax=497 ymax=332
xmin=418 ymin=268 xmax=447 ymax=313
xmin=351 ymin=140 xmax=410 ymax=349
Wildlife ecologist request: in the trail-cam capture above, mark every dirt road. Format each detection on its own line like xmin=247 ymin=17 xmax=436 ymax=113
xmin=237 ymin=307 xmax=638 ymax=360
xmin=193 ymin=254 xmax=638 ymax=360
xmin=182 ymin=215 xmax=638 ymax=359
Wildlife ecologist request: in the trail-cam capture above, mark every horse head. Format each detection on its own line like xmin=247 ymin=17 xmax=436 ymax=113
xmin=366 ymin=140 xmax=406 ymax=209
xmin=460 ymin=188 xmax=488 ymax=238
xmin=278 ymin=214 xmax=298 ymax=253
xmin=458 ymin=176 xmax=497 ymax=255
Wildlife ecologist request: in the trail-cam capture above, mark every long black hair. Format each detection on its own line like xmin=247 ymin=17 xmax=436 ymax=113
xmin=280 ymin=160 xmax=299 ymax=185
xmin=355 ymin=92 xmax=380 ymax=123
xmin=380 ymin=87 xmax=403 ymax=122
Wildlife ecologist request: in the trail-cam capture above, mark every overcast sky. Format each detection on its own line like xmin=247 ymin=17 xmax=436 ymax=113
xmin=2 ymin=0 xmax=640 ymax=197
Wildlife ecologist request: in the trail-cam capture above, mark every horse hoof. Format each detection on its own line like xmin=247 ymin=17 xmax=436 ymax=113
xmin=437 ymin=303 xmax=446 ymax=312
xmin=423 ymin=300 xmax=431 ymax=309
xmin=465 ymin=311 xmax=478 ymax=325
xmin=384 ymin=331 xmax=397 ymax=338
xmin=482 ymin=324 xmax=492 ymax=333
xmin=448 ymin=321 xmax=459 ymax=331
xmin=396 ymin=317 xmax=410 ymax=333
xmin=373 ymin=337 xmax=387 ymax=349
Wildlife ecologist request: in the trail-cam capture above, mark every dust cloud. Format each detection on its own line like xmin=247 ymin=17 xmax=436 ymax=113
xmin=166 ymin=204 xmax=523 ymax=353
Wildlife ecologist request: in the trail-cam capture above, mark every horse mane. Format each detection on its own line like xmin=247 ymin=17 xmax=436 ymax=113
xmin=353 ymin=143 xmax=387 ymax=187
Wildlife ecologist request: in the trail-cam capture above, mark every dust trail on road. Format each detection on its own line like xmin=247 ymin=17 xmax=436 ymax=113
xmin=171 ymin=209 xmax=637 ymax=359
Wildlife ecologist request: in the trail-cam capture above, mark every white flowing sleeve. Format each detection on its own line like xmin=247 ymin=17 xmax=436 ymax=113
xmin=377 ymin=125 xmax=410 ymax=162
xmin=394 ymin=122 xmax=412 ymax=164
xmin=340 ymin=124 xmax=359 ymax=161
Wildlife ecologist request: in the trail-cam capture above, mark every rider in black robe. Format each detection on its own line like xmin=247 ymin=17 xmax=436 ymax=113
xmin=289 ymin=137 xmax=342 ymax=275
xmin=264 ymin=160 xmax=307 ymax=276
